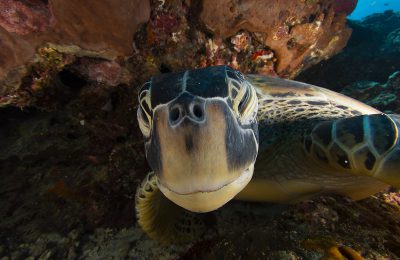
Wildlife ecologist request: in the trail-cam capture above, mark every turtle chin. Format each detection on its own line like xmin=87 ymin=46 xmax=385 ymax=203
xmin=157 ymin=163 xmax=254 ymax=213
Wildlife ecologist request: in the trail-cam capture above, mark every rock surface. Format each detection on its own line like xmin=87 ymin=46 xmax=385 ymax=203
xmin=200 ymin=0 xmax=352 ymax=78
xmin=0 ymin=0 xmax=53 ymax=35
xmin=0 ymin=0 xmax=150 ymax=106
xmin=0 ymin=0 xmax=355 ymax=108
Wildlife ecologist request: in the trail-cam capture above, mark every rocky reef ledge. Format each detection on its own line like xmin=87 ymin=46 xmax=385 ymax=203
xmin=0 ymin=0 xmax=355 ymax=108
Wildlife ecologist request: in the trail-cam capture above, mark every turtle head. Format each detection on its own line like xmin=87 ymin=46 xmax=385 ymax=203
xmin=137 ymin=66 xmax=259 ymax=212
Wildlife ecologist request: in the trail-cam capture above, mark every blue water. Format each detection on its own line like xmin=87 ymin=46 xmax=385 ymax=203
xmin=349 ymin=0 xmax=400 ymax=20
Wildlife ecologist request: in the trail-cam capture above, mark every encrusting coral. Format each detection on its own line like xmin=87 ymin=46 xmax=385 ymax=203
xmin=1 ymin=0 xmax=355 ymax=108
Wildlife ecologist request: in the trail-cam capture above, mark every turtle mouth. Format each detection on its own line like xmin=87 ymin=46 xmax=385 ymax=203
xmin=157 ymin=163 xmax=254 ymax=213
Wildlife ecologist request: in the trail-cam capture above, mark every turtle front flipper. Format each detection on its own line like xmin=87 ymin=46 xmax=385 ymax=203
xmin=307 ymin=113 xmax=400 ymax=189
xmin=135 ymin=172 xmax=206 ymax=244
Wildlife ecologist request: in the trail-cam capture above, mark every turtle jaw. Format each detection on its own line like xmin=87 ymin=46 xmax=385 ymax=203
xmin=144 ymin=97 xmax=258 ymax=212
xmin=157 ymin=163 xmax=254 ymax=213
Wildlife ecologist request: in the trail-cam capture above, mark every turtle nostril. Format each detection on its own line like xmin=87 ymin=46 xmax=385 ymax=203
xmin=169 ymin=107 xmax=181 ymax=123
xmin=192 ymin=104 xmax=203 ymax=119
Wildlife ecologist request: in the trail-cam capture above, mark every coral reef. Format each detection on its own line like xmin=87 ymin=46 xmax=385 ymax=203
xmin=0 ymin=0 xmax=355 ymax=108
xmin=383 ymin=28 xmax=400 ymax=53
xmin=333 ymin=0 xmax=358 ymax=14
xmin=362 ymin=10 xmax=400 ymax=35
xmin=0 ymin=46 xmax=77 ymax=108
xmin=297 ymin=10 xmax=400 ymax=91
xmin=0 ymin=0 xmax=150 ymax=107
xmin=71 ymin=58 xmax=127 ymax=87
xmin=0 ymin=0 xmax=53 ymax=35
xmin=200 ymin=0 xmax=352 ymax=78
xmin=341 ymin=71 xmax=400 ymax=113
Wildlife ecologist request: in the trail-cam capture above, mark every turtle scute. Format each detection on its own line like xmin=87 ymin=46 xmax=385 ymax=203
xmin=308 ymin=114 xmax=400 ymax=186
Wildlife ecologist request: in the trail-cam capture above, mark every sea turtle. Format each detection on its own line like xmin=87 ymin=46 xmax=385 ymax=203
xmin=135 ymin=66 xmax=400 ymax=243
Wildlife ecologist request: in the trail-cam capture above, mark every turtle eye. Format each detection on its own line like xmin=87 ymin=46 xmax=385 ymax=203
xmin=238 ymin=87 xmax=250 ymax=113
xmin=233 ymin=83 xmax=258 ymax=123
xmin=137 ymin=106 xmax=150 ymax=137
xmin=137 ymin=88 xmax=153 ymax=138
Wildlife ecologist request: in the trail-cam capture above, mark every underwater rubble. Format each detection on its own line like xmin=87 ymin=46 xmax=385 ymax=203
xmin=179 ymin=195 xmax=400 ymax=259
xmin=0 ymin=0 xmax=400 ymax=259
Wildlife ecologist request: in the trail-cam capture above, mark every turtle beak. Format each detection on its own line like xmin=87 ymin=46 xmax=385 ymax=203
xmin=144 ymin=94 xmax=258 ymax=212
